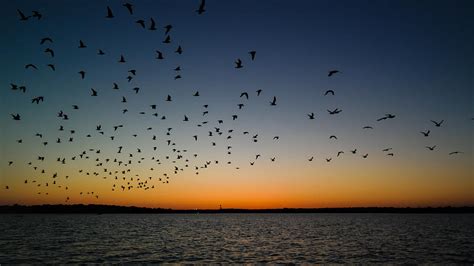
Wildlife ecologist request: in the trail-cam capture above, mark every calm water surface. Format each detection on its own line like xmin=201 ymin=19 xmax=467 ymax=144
xmin=0 ymin=213 xmax=472 ymax=263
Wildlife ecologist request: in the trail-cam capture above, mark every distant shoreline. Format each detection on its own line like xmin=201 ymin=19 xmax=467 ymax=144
xmin=0 ymin=204 xmax=473 ymax=214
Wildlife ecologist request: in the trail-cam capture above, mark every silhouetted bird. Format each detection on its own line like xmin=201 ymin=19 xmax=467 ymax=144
xmin=196 ymin=0 xmax=206 ymax=14
xmin=235 ymin=59 xmax=243 ymax=68
xmin=91 ymin=88 xmax=98 ymax=96
xmin=425 ymin=145 xmax=436 ymax=151
xmin=324 ymin=90 xmax=335 ymax=96
xmin=44 ymin=48 xmax=54 ymax=57
xmin=377 ymin=114 xmax=396 ymax=121
xmin=163 ymin=35 xmax=171 ymax=43
xmin=164 ymin=24 xmax=173 ymax=34
xmin=328 ymin=70 xmax=340 ymax=77
xmin=431 ymin=120 xmax=444 ymax=127
xmin=11 ymin=114 xmax=21 ymax=120
xmin=363 ymin=126 xmax=373 ymax=129
xmin=175 ymin=45 xmax=183 ymax=54
xmin=420 ymin=130 xmax=430 ymax=137
xmin=106 ymin=6 xmax=114 ymax=18
xmin=78 ymin=71 xmax=86 ymax=79
xmin=32 ymin=96 xmax=44 ymax=104
xmin=240 ymin=92 xmax=249 ymax=99
xmin=448 ymin=151 xmax=463 ymax=155
xmin=308 ymin=112 xmax=315 ymax=119
xmin=149 ymin=18 xmax=157 ymax=30
xmin=156 ymin=50 xmax=164 ymax=59
xmin=25 ymin=64 xmax=38 ymax=70
xmin=79 ymin=40 xmax=87 ymax=48
xmin=249 ymin=50 xmax=256 ymax=60
xmin=256 ymin=89 xmax=262 ymax=96
xmin=17 ymin=9 xmax=30 ymax=21
xmin=327 ymin=108 xmax=342 ymax=115
xmin=136 ymin=20 xmax=145 ymax=28
xmin=32 ymin=11 xmax=42 ymax=20
xmin=123 ymin=3 xmax=134 ymax=14
xmin=270 ymin=96 xmax=277 ymax=106
xmin=40 ymin=37 xmax=53 ymax=44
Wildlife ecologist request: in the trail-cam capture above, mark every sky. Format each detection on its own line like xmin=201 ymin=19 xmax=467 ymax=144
xmin=0 ymin=0 xmax=473 ymax=209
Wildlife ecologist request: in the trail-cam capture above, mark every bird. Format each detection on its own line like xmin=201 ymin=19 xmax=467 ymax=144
xmin=123 ymin=3 xmax=134 ymax=14
xmin=448 ymin=151 xmax=463 ymax=155
xmin=240 ymin=92 xmax=249 ymax=99
xmin=425 ymin=145 xmax=436 ymax=151
xmin=377 ymin=114 xmax=396 ymax=121
xmin=175 ymin=45 xmax=183 ymax=54
xmin=31 ymin=96 xmax=44 ymax=104
xmin=32 ymin=11 xmax=42 ymax=20
xmin=17 ymin=9 xmax=30 ymax=21
xmin=382 ymin=148 xmax=392 ymax=152
xmin=78 ymin=71 xmax=86 ymax=79
xmin=164 ymin=24 xmax=173 ymax=34
xmin=97 ymin=49 xmax=105 ymax=55
xmin=149 ymin=18 xmax=157 ymax=30
xmin=256 ymin=89 xmax=262 ymax=96
xmin=163 ymin=35 xmax=171 ymax=44
xmin=326 ymin=158 xmax=332 ymax=162
xmin=249 ymin=51 xmax=256 ymax=60
xmin=327 ymin=108 xmax=342 ymax=115
xmin=363 ymin=126 xmax=373 ymax=129
xmin=431 ymin=120 xmax=444 ymax=127
xmin=136 ymin=20 xmax=145 ymax=28
xmin=47 ymin=64 xmax=55 ymax=71
xmin=25 ymin=64 xmax=38 ymax=70
xmin=91 ymin=88 xmax=98 ymax=96
xmin=328 ymin=70 xmax=340 ymax=77
xmin=196 ymin=0 xmax=206 ymax=14
xmin=270 ymin=96 xmax=277 ymax=106
xmin=106 ymin=6 xmax=114 ymax=18
xmin=11 ymin=114 xmax=21 ymax=120
xmin=420 ymin=130 xmax=430 ymax=137
xmin=78 ymin=40 xmax=87 ymax=48
xmin=118 ymin=55 xmax=126 ymax=63
xmin=44 ymin=48 xmax=54 ymax=57
xmin=362 ymin=154 xmax=368 ymax=158
xmin=308 ymin=156 xmax=314 ymax=162
xmin=193 ymin=91 xmax=200 ymax=96
xmin=156 ymin=50 xmax=164 ymax=59
xmin=40 ymin=37 xmax=53 ymax=44
xmin=235 ymin=59 xmax=243 ymax=68
xmin=324 ymin=90 xmax=335 ymax=96
xmin=329 ymin=135 xmax=337 ymax=140
xmin=183 ymin=115 xmax=189 ymax=121
xmin=308 ymin=113 xmax=315 ymax=119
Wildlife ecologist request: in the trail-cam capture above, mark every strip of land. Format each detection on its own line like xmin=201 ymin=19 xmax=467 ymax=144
xmin=0 ymin=204 xmax=472 ymax=213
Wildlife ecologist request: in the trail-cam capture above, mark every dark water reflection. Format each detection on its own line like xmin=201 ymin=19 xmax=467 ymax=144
xmin=0 ymin=213 xmax=472 ymax=263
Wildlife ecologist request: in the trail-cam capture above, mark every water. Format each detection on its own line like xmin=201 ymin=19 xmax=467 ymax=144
xmin=0 ymin=213 xmax=472 ymax=263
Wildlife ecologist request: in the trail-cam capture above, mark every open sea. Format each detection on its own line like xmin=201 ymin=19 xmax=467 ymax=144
xmin=0 ymin=213 xmax=472 ymax=263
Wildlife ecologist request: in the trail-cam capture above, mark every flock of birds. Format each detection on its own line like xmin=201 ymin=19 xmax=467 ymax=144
xmin=3 ymin=1 xmax=467 ymax=203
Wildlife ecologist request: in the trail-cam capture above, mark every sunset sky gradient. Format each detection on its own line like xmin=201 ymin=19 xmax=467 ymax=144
xmin=0 ymin=0 xmax=473 ymax=209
